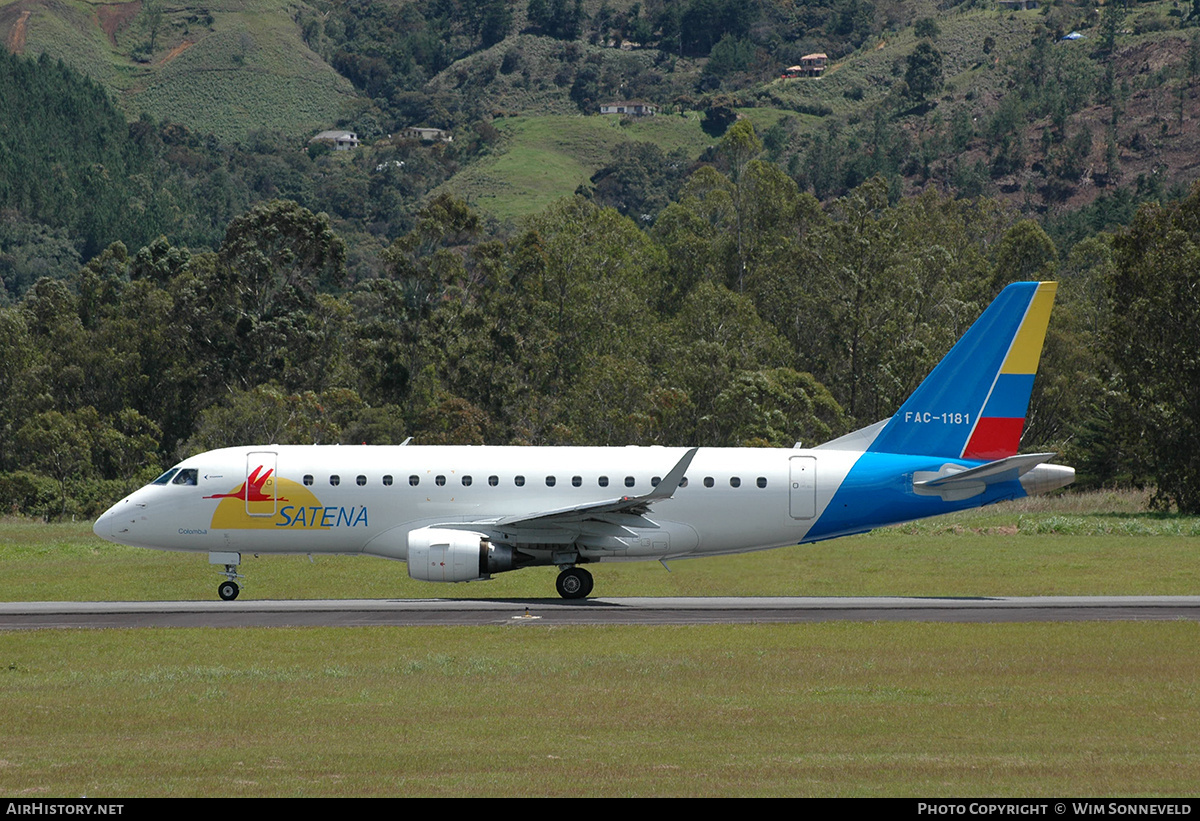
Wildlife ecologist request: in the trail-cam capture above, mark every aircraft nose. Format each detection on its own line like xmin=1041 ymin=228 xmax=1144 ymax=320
xmin=93 ymin=506 xmax=114 ymax=542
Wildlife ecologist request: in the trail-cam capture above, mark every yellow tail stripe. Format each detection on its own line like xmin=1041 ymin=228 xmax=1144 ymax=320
xmin=1001 ymin=281 xmax=1057 ymax=375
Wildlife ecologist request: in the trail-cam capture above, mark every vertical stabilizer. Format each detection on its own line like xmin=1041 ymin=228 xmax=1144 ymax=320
xmin=866 ymin=281 xmax=1057 ymax=460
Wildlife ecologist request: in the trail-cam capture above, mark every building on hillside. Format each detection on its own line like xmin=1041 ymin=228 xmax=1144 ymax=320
xmin=997 ymin=0 xmax=1038 ymax=9
xmin=598 ymin=101 xmax=658 ymax=116
xmin=782 ymin=54 xmax=827 ymax=78
xmin=309 ymin=130 xmax=360 ymax=151
xmin=399 ymin=127 xmax=453 ymax=142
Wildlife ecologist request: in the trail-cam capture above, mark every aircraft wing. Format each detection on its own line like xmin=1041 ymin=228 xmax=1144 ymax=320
xmin=429 ymin=447 xmax=698 ymax=539
xmin=495 ymin=446 xmax=697 ymax=526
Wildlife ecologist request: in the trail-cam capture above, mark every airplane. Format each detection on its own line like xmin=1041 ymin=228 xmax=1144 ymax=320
xmin=93 ymin=281 xmax=1075 ymax=601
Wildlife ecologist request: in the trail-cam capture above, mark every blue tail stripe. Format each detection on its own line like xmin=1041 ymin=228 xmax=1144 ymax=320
xmin=982 ymin=373 xmax=1036 ymax=419
xmin=866 ymin=282 xmax=1039 ymax=458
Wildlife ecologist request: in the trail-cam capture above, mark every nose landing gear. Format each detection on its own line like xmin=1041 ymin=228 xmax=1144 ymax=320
xmin=210 ymin=552 xmax=243 ymax=601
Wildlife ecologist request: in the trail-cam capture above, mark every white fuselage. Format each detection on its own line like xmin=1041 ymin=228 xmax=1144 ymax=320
xmin=94 ymin=445 xmax=861 ymax=563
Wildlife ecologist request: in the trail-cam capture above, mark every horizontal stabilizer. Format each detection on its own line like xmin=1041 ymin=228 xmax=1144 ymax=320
xmin=913 ymin=452 xmax=1058 ymax=501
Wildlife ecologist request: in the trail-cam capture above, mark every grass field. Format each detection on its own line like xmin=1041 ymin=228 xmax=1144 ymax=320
xmin=2 ymin=490 xmax=1198 ymax=796
xmin=440 ymin=112 xmax=723 ymax=223
xmin=3 ymin=623 xmax=1198 ymax=797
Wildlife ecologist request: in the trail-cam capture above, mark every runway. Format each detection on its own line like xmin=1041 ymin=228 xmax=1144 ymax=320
xmin=1 ymin=596 xmax=1198 ymax=628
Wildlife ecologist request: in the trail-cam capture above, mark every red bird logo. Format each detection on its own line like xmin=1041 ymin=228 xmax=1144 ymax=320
xmin=205 ymin=466 xmax=287 ymax=502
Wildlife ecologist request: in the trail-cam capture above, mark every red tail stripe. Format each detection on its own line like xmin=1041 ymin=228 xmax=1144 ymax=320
xmin=962 ymin=417 xmax=1024 ymax=460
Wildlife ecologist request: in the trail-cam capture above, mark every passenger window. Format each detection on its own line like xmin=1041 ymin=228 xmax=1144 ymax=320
xmin=651 ymin=476 xmax=661 ymax=487
xmin=303 ymin=474 xmax=314 ymax=486
xmin=151 ymin=468 xmax=179 ymax=486
xmin=598 ymin=476 xmax=609 ymax=487
xmin=436 ymin=475 xmax=446 ymax=486
xmin=703 ymin=477 xmax=714 ymax=488
xmin=546 ymin=476 xmax=556 ymax=487
xmin=515 ymin=476 xmax=525 ymax=487
xmin=625 ymin=476 xmax=635 ymax=488
xmin=730 ymin=477 xmax=741 ymax=488
xmin=488 ymin=475 xmax=499 ymax=486
xmin=679 ymin=477 xmax=689 ymax=488
xmin=462 ymin=475 xmax=472 ymax=486
xmin=409 ymin=475 xmax=420 ymax=486
xmin=330 ymin=475 xmax=340 ymax=486
xmin=383 ymin=475 xmax=393 ymax=486
xmin=356 ymin=475 xmax=367 ymax=486
xmin=572 ymin=476 xmax=582 ymax=487
xmin=172 ymin=469 xmax=198 ymax=486
xmin=757 ymin=477 xmax=767 ymax=488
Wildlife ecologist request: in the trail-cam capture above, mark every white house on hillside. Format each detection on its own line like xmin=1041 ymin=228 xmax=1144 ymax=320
xmin=309 ymin=130 xmax=360 ymax=151
xmin=399 ymin=127 xmax=453 ymax=142
xmin=599 ymin=101 xmax=658 ymax=116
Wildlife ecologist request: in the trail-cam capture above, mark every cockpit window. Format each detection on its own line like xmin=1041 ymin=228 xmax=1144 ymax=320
xmin=172 ymin=469 xmax=199 ymax=486
xmin=151 ymin=468 xmax=180 ymax=485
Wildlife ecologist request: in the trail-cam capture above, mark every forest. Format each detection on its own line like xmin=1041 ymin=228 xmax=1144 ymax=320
xmin=4 ymin=123 xmax=1197 ymax=520
xmin=4 ymin=3 xmax=1200 ymax=519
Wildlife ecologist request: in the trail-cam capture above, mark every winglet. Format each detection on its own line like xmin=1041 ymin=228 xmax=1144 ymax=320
xmin=644 ymin=447 xmax=699 ymax=501
xmin=866 ymin=282 xmax=1057 ymax=460
xmin=488 ymin=448 xmax=699 ymax=529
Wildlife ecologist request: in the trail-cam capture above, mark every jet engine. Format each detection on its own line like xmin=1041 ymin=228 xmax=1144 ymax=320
xmin=406 ymin=527 xmax=520 ymax=582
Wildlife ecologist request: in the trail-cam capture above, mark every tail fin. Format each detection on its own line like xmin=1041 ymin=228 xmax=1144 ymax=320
xmin=867 ymin=281 xmax=1057 ymax=460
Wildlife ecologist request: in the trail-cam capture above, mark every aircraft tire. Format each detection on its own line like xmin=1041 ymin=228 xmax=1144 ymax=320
xmin=218 ymin=581 xmax=240 ymax=601
xmin=556 ymin=567 xmax=592 ymax=599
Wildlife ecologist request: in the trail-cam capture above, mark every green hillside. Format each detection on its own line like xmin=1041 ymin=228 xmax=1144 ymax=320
xmin=5 ymin=0 xmax=1200 ymax=233
xmin=439 ymin=113 xmax=705 ymax=221
xmin=440 ymin=108 xmax=802 ymax=222
xmin=0 ymin=0 xmax=357 ymax=141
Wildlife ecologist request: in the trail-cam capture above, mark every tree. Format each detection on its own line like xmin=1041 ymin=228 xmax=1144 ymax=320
xmin=218 ymin=199 xmax=347 ymax=318
xmin=661 ymin=281 xmax=795 ymax=444
xmin=703 ymin=34 xmax=756 ymax=84
xmin=717 ymin=120 xmax=764 ymax=292
xmin=527 ymin=0 xmax=586 ymax=40
xmin=185 ymin=385 xmax=365 ymax=452
xmin=904 ymin=41 xmax=944 ymax=105
xmin=478 ymin=0 xmax=511 ymax=47
xmin=992 ymin=220 xmax=1058 ymax=289
xmin=700 ymin=95 xmax=738 ymax=136
xmin=712 ymin=368 xmax=846 ymax=447
xmin=589 ymin=142 xmax=688 ymax=222
xmin=914 ymin=18 xmax=940 ymax=40
xmin=1108 ymin=185 xmax=1200 ymax=511
xmin=217 ymin=201 xmax=349 ymax=391
xmin=16 ymin=411 xmax=92 ymax=518
xmin=1100 ymin=1 xmax=1127 ymax=55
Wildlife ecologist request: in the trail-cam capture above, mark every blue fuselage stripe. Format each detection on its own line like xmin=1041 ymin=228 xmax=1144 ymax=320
xmin=804 ymin=452 xmax=1028 ymax=542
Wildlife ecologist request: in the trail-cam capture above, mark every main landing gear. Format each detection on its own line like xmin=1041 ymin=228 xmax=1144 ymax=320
xmin=218 ymin=580 xmax=240 ymax=601
xmin=556 ymin=566 xmax=593 ymax=599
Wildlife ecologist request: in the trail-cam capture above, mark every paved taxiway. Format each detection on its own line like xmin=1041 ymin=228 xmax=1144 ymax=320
xmin=1 ymin=596 xmax=1198 ymax=628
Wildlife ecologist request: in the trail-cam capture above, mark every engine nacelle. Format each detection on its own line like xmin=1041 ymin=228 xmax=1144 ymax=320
xmin=407 ymin=527 xmax=519 ymax=582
